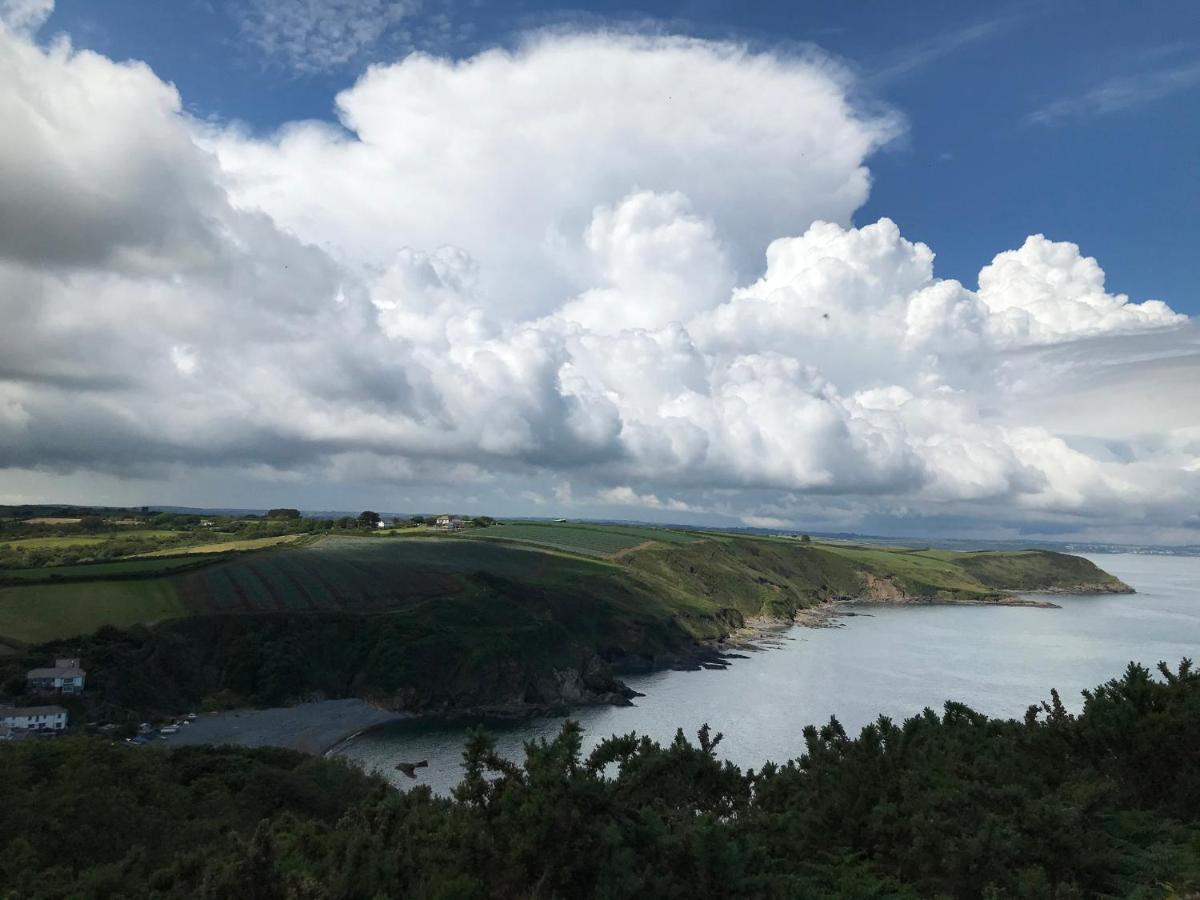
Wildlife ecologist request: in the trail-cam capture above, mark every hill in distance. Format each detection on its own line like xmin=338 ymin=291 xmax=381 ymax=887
xmin=0 ymin=522 xmax=1131 ymax=719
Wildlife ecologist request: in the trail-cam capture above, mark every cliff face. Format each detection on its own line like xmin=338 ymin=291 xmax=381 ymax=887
xmin=382 ymin=651 xmax=642 ymax=716
xmin=860 ymin=573 xmax=908 ymax=601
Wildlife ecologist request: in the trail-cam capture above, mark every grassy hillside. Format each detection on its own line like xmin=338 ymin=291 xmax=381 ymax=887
xmin=0 ymin=558 xmax=214 ymax=646
xmin=0 ymin=529 xmax=1131 ymax=715
xmin=132 ymin=533 xmax=309 ymax=557
xmin=0 ymin=533 xmax=1127 ymax=646
xmin=954 ymin=548 xmax=1132 ymax=591
xmin=170 ymin=537 xmax=630 ymax=614
xmin=0 ymin=529 xmax=178 ymax=550
xmin=625 ymin=536 xmax=1130 ymax=620
xmin=0 ymin=580 xmax=186 ymax=647
xmin=626 ymin=537 xmax=866 ymax=620
xmin=0 ymin=556 xmax=225 ymax=586
xmin=0 ymin=537 xmax=710 ymax=714
xmin=467 ymin=521 xmax=703 ymax=556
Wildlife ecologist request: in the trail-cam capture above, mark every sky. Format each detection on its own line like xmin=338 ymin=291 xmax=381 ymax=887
xmin=0 ymin=0 xmax=1198 ymax=542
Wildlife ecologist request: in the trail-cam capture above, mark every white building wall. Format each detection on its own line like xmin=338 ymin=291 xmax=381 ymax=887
xmin=0 ymin=711 xmax=67 ymax=730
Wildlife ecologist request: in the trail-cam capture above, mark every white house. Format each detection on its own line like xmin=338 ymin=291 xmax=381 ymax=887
xmin=0 ymin=705 xmax=68 ymax=732
xmin=436 ymin=515 xmax=464 ymax=530
xmin=26 ymin=658 xmax=86 ymax=695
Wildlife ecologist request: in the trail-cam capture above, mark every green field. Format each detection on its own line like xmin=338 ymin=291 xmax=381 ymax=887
xmin=0 ymin=579 xmax=187 ymax=645
xmin=171 ymin=536 xmax=630 ymax=614
xmin=0 ymin=530 xmax=179 ymax=550
xmin=135 ymin=533 xmax=310 ymax=557
xmin=817 ymin=544 xmax=991 ymax=594
xmin=471 ymin=522 xmax=703 ymax=556
xmin=0 ymin=556 xmax=220 ymax=584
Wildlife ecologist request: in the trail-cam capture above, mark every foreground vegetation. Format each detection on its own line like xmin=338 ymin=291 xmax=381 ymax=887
xmin=1 ymin=660 xmax=1197 ymax=898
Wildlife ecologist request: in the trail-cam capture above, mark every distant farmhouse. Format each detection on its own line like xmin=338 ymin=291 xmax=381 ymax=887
xmin=436 ymin=515 xmax=465 ymax=530
xmin=26 ymin=658 xmax=86 ymax=695
xmin=0 ymin=705 xmax=68 ymax=737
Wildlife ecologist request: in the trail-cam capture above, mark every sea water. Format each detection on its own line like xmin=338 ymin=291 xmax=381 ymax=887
xmin=336 ymin=553 xmax=1200 ymax=795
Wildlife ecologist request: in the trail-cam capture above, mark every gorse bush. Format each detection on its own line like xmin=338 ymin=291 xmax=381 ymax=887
xmin=1 ymin=660 xmax=1199 ymax=898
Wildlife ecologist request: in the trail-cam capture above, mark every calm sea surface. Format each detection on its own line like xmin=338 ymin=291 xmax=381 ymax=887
xmin=336 ymin=553 xmax=1200 ymax=794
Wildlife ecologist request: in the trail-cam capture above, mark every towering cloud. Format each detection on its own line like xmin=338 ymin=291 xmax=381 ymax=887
xmin=0 ymin=13 xmax=1195 ymax=539
xmin=205 ymin=32 xmax=899 ymax=314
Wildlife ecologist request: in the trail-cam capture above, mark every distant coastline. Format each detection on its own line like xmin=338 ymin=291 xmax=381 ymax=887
xmin=158 ymin=579 xmax=1140 ymax=758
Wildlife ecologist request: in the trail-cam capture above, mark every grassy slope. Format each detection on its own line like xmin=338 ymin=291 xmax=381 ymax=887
xmin=463 ymin=521 xmax=702 ymax=557
xmin=626 ymin=538 xmax=864 ymax=621
xmin=0 ymin=530 xmax=179 ymax=550
xmin=953 ymin=548 xmax=1133 ymax=591
xmin=8 ymin=537 xmax=702 ymax=713
xmin=0 ymin=579 xmax=187 ymax=645
xmin=0 ymin=557 xmax=215 ymax=645
xmin=624 ymin=537 xmax=1130 ymax=622
xmin=132 ymin=533 xmax=309 ymax=557
xmin=0 ymin=556 xmax=220 ymax=584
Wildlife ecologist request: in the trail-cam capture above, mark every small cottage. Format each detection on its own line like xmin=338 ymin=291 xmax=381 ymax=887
xmin=26 ymin=659 xmax=86 ymax=695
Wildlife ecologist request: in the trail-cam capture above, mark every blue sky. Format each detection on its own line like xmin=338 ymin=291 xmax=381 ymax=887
xmin=44 ymin=0 xmax=1200 ymax=315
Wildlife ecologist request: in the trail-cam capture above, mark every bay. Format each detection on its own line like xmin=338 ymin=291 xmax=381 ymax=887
xmin=335 ymin=552 xmax=1200 ymax=795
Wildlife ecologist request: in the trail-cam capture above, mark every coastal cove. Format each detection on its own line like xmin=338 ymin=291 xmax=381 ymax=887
xmin=336 ymin=552 xmax=1200 ymax=794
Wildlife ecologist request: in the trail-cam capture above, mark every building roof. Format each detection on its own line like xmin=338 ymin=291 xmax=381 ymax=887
xmin=27 ymin=666 xmax=85 ymax=679
xmin=0 ymin=705 xmax=68 ymax=718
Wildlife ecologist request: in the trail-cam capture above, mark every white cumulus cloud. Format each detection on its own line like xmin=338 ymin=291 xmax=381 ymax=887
xmin=0 ymin=0 xmax=51 ymax=35
xmin=978 ymin=234 xmax=1185 ymax=343
xmin=0 ymin=21 xmax=1196 ymax=540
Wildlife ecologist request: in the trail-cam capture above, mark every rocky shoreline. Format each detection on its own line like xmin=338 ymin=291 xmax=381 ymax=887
xmin=1022 ymin=581 xmax=1135 ymax=595
xmin=380 ymin=582 xmax=1139 ymax=720
xmin=158 ymin=581 xmax=1138 ymax=749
